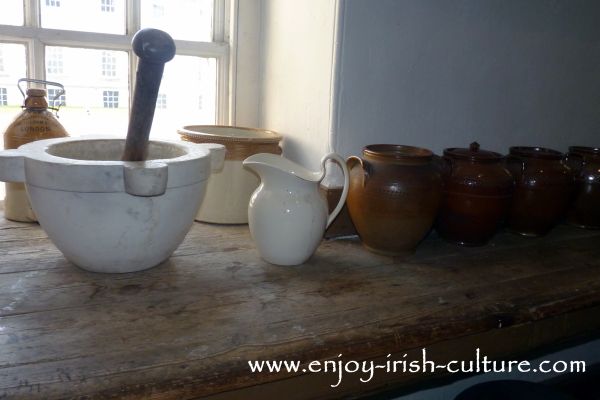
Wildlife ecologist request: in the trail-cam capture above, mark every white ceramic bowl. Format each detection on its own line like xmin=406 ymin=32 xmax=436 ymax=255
xmin=0 ymin=137 xmax=225 ymax=273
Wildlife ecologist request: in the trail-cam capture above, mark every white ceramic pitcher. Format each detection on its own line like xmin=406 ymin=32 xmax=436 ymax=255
xmin=243 ymin=153 xmax=349 ymax=266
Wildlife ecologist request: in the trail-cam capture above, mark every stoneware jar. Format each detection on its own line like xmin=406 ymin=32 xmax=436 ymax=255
xmin=3 ymin=88 xmax=69 ymax=222
xmin=178 ymin=125 xmax=282 ymax=224
xmin=436 ymin=142 xmax=514 ymax=246
xmin=505 ymin=146 xmax=572 ymax=236
xmin=0 ymin=137 xmax=225 ymax=273
xmin=243 ymin=153 xmax=349 ymax=266
xmin=346 ymin=144 xmax=442 ymax=256
xmin=565 ymin=146 xmax=600 ymax=229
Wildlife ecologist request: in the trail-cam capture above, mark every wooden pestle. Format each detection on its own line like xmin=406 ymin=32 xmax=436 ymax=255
xmin=122 ymin=28 xmax=176 ymax=161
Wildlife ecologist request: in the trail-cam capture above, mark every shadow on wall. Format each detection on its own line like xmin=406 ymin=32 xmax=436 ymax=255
xmin=334 ymin=0 xmax=600 ymax=157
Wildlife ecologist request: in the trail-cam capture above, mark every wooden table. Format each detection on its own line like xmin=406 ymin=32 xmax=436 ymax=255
xmin=1 ymin=209 xmax=599 ymax=399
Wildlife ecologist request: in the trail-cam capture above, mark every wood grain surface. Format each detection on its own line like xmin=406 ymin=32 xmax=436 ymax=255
xmin=0 ymin=209 xmax=599 ymax=399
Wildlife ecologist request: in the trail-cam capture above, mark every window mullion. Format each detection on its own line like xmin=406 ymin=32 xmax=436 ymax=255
xmin=24 ymin=0 xmax=40 ymax=28
xmin=213 ymin=0 xmax=226 ymax=43
xmin=126 ymin=0 xmax=141 ymax=111
xmin=126 ymin=0 xmax=141 ymax=35
xmin=23 ymin=0 xmax=44 ymax=81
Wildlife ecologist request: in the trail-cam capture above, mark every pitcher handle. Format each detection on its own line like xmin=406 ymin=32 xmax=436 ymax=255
xmin=347 ymin=156 xmax=370 ymax=187
xmin=321 ymin=153 xmax=350 ymax=229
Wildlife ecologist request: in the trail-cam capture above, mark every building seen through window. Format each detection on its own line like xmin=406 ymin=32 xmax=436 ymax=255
xmin=101 ymin=51 xmax=117 ymax=78
xmin=46 ymin=47 xmax=63 ymax=75
xmin=47 ymin=88 xmax=66 ymax=108
xmin=0 ymin=88 xmax=7 ymax=106
xmin=156 ymin=93 xmax=167 ymax=109
xmin=101 ymin=0 xmax=115 ymax=13
xmin=102 ymin=90 xmax=119 ymax=108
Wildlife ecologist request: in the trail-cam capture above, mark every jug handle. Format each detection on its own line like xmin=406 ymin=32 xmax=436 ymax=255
xmin=321 ymin=153 xmax=350 ymax=229
xmin=347 ymin=156 xmax=369 ymax=188
xmin=0 ymin=149 xmax=25 ymax=183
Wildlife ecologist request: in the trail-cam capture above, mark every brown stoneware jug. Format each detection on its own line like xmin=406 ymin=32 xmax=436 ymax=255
xmin=505 ymin=146 xmax=572 ymax=236
xmin=565 ymin=146 xmax=600 ymax=229
xmin=3 ymin=87 xmax=69 ymax=222
xmin=436 ymin=142 xmax=514 ymax=246
xmin=346 ymin=144 xmax=442 ymax=256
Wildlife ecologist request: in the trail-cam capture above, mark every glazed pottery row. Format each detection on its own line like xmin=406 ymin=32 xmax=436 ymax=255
xmin=345 ymin=143 xmax=599 ymax=256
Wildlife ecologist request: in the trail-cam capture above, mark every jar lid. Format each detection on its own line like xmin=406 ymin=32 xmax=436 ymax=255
xmin=509 ymin=146 xmax=563 ymax=160
xmin=443 ymin=142 xmax=503 ymax=162
xmin=178 ymin=125 xmax=282 ymax=144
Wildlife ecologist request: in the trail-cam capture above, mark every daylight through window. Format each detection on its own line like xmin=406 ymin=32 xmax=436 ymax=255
xmin=1 ymin=0 xmax=226 ymax=144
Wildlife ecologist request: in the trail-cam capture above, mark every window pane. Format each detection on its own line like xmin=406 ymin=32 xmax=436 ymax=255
xmin=151 ymin=56 xmax=216 ymax=139
xmin=45 ymin=47 xmax=130 ymax=137
xmin=0 ymin=0 xmax=24 ymax=26
xmin=0 ymin=43 xmax=27 ymax=200
xmin=0 ymin=43 xmax=27 ymax=133
xmin=0 ymin=0 xmax=23 ymax=25
xmin=41 ymin=0 xmax=125 ymax=35
xmin=141 ymin=0 xmax=213 ymax=42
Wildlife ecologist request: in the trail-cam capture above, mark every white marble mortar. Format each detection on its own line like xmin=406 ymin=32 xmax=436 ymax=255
xmin=0 ymin=137 xmax=225 ymax=273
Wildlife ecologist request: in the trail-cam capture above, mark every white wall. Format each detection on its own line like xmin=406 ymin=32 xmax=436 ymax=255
xmin=333 ymin=0 xmax=600 ymax=159
xmin=259 ymin=0 xmax=337 ymax=172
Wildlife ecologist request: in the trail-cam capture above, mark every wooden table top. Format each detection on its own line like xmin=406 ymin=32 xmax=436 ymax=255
xmin=1 ymin=210 xmax=599 ymax=399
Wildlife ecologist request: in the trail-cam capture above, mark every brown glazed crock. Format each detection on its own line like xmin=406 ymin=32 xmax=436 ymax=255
xmin=346 ymin=144 xmax=442 ymax=256
xmin=565 ymin=146 xmax=600 ymax=229
xmin=435 ymin=142 xmax=514 ymax=246
xmin=505 ymin=146 xmax=573 ymax=236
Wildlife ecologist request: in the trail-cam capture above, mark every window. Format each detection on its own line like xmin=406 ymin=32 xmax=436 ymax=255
xmin=1 ymin=0 xmax=228 ymax=138
xmin=101 ymin=0 xmax=115 ymax=13
xmin=153 ymin=2 xmax=165 ymax=18
xmin=156 ymin=93 xmax=167 ymax=109
xmin=47 ymin=88 xmax=65 ymax=108
xmin=101 ymin=51 xmax=117 ymax=78
xmin=102 ymin=90 xmax=119 ymax=108
xmin=0 ymin=88 xmax=7 ymax=106
xmin=46 ymin=47 xmax=63 ymax=75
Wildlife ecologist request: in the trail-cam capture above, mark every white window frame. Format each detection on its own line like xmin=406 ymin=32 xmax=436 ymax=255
xmin=0 ymin=0 xmax=232 ymax=124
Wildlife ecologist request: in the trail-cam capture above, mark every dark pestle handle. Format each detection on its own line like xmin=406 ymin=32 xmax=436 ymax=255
xmin=122 ymin=28 xmax=176 ymax=161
